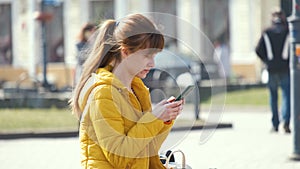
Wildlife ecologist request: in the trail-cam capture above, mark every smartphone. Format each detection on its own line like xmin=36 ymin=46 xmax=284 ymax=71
xmin=175 ymin=85 xmax=195 ymax=101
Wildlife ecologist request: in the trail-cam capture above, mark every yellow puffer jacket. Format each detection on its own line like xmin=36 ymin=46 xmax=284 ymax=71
xmin=78 ymin=66 xmax=173 ymax=169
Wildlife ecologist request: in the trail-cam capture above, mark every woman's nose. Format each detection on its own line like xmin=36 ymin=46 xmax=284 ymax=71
xmin=148 ymin=58 xmax=155 ymax=68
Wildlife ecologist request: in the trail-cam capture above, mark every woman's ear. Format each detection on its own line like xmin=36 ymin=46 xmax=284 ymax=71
xmin=121 ymin=48 xmax=129 ymax=59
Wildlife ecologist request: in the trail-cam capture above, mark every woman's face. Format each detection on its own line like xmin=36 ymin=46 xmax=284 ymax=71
xmin=123 ymin=48 xmax=157 ymax=79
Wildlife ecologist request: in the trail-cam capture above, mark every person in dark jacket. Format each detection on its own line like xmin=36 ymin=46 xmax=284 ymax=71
xmin=74 ymin=23 xmax=96 ymax=85
xmin=255 ymin=9 xmax=291 ymax=133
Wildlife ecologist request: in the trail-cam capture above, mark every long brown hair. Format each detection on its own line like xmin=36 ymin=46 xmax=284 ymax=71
xmin=70 ymin=14 xmax=165 ymax=118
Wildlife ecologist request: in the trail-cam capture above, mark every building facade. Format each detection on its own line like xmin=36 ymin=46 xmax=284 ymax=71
xmin=0 ymin=0 xmax=285 ymax=89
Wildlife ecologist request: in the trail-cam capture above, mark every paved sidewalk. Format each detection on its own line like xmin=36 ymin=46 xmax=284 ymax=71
xmin=0 ymin=106 xmax=299 ymax=169
xmin=172 ymin=111 xmax=300 ymax=169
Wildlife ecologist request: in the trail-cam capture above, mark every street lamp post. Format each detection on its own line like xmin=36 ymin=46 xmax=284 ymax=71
xmin=288 ymin=0 xmax=300 ymax=160
xmin=41 ymin=0 xmax=49 ymax=89
xmin=35 ymin=0 xmax=54 ymax=90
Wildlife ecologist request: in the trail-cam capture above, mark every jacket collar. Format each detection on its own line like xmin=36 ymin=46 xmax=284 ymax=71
xmin=79 ymin=65 xmax=151 ymax=112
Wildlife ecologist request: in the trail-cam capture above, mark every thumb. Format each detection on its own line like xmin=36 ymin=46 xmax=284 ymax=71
xmin=157 ymin=99 xmax=168 ymax=106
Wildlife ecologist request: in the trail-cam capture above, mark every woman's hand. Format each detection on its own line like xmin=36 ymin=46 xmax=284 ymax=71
xmin=152 ymin=98 xmax=184 ymax=122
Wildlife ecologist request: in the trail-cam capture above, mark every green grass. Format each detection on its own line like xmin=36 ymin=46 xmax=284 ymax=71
xmin=0 ymin=87 xmax=279 ymax=133
xmin=0 ymin=108 xmax=78 ymax=133
xmin=224 ymin=88 xmax=269 ymax=106
xmin=201 ymin=87 xmax=278 ymax=106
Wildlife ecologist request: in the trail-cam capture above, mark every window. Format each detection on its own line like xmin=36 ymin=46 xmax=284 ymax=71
xmin=203 ymin=0 xmax=229 ymax=43
xmin=89 ymin=0 xmax=114 ymax=23
xmin=42 ymin=2 xmax=64 ymax=63
xmin=0 ymin=4 xmax=12 ymax=65
xmin=281 ymin=0 xmax=292 ymax=17
xmin=152 ymin=0 xmax=177 ymax=47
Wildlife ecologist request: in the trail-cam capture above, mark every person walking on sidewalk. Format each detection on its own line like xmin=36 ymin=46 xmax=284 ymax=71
xmin=74 ymin=23 xmax=96 ymax=85
xmin=70 ymin=14 xmax=184 ymax=168
xmin=255 ymin=9 xmax=291 ymax=133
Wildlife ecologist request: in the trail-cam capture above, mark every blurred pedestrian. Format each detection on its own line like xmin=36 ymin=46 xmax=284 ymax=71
xmin=213 ymin=37 xmax=231 ymax=81
xmin=255 ymin=9 xmax=290 ymax=133
xmin=74 ymin=23 xmax=96 ymax=85
xmin=70 ymin=13 xmax=184 ymax=168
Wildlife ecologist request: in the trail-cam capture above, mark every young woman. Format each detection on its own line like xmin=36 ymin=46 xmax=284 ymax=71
xmin=70 ymin=13 xmax=184 ymax=169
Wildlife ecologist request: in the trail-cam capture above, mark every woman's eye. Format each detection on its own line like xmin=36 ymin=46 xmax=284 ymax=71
xmin=146 ymin=54 xmax=154 ymax=58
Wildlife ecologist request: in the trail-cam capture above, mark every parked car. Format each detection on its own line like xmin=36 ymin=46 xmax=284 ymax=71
xmin=142 ymin=50 xmax=221 ymax=119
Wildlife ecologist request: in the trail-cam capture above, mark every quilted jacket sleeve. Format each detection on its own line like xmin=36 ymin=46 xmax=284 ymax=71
xmin=89 ymin=88 xmax=169 ymax=168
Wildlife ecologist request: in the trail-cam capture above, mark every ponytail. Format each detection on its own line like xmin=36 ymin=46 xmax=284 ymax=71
xmin=70 ymin=20 xmax=120 ymax=118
